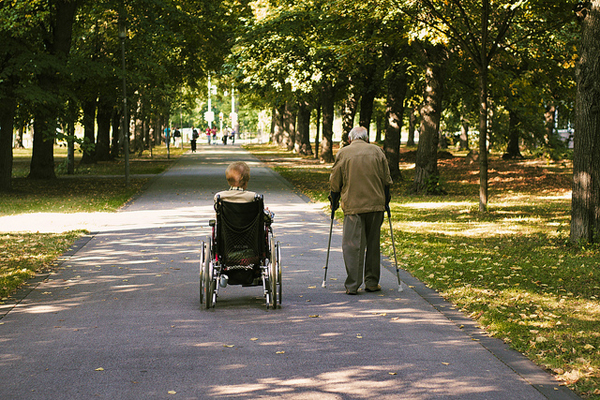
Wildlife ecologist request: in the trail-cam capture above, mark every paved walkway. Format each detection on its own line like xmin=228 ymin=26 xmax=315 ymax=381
xmin=0 ymin=145 xmax=579 ymax=399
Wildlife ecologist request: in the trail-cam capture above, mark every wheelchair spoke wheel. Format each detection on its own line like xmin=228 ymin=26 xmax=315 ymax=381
xmin=199 ymin=241 xmax=205 ymax=308
xmin=269 ymin=238 xmax=278 ymax=309
xmin=203 ymin=241 xmax=213 ymax=309
xmin=276 ymin=241 xmax=282 ymax=305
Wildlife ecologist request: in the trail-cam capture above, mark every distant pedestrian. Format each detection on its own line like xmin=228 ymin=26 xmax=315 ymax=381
xmin=164 ymin=127 xmax=170 ymax=146
xmin=191 ymin=128 xmax=199 ymax=152
xmin=329 ymin=126 xmax=393 ymax=295
xmin=206 ymin=128 xmax=211 ymax=144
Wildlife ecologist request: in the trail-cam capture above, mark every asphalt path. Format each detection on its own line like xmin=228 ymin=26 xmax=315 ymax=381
xmin=0 ymin=144 xmax=580 ymax=399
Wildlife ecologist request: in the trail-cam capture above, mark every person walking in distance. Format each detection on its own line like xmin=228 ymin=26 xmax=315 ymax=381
xmin=329 ymin=126 xmax=393 ymax=295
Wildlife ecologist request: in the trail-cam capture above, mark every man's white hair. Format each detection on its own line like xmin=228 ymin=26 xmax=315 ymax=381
xmin=349 ymin=126 xmax=369 ymax=141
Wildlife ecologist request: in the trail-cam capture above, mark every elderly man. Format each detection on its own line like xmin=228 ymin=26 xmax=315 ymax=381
xmin=330 ymin=126 xmax=393 ymax=295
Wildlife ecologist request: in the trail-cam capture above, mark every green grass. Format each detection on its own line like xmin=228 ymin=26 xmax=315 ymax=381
xmin=12 ymin=145 xmax=184 ymax=178
xmin=0 ymin=177 xmax=149 ymax=215
xmin=0 ymin=144 xmax=183 ymax=300
xmin=247 ymin=143 xmax=600 ymax=399
xmin=0 ymin=231 xmax=86 ymax=300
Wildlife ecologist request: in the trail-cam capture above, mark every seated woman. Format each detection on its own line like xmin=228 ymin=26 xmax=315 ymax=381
xmin=214 ymin=161 xmax=274 ymax=221
xmin=214 ymin=161 xmax=258 ymax=203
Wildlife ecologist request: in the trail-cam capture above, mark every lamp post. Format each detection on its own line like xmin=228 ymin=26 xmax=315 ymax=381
xmin=230 ymin=85 xmax=238 ymax=139
xmin=119 ymin=14 xmax=130 ymax=187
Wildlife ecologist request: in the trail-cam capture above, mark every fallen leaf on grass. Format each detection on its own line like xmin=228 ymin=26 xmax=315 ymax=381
xmin=168 ymin=390 xmax=176 ymax=394
xmin=95 ymin=367 xmax=104 ymax=371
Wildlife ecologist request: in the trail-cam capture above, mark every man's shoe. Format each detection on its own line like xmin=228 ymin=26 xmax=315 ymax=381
xmin=365 ymin=284 xmax=382 ymax=292
xmin=346 ymin=289 xmax=357 ymax=295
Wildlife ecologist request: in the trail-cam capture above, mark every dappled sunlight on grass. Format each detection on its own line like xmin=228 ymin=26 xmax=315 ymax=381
xmin=246 ymin=143 xmax=600 ymax=397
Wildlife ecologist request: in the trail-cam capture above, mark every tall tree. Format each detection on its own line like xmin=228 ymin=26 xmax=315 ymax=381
xmin=411 ymin=43 xmax=448 ymax=194
xmin=384 ymin=62 xmax=408 ymax=180
xmin=571 ymin=1 xmax=600 ymax=244
xmin=29 ymin=0 xmax=78 ymax=179
xmin=413 ymin=0 xmax=576 ymax=208
xmin=412 ymin=0 xmax=524 ymax=209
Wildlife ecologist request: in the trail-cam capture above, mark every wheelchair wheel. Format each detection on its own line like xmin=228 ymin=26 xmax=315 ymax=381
xmin=199 ymin=241 xmax=205 ymax=307
xmin=276 ymin=241 xmax=282 ymax=306
xmin=203 ymin=241 xmax=214 ymax=309
xmin=268 ymin=238 xmax=278 ymax=309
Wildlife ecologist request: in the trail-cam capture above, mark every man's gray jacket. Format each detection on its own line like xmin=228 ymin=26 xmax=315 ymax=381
xmin=330 ymin=139 xmax=393 ymax=215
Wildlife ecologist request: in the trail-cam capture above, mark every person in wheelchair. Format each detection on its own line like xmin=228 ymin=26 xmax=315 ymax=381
xmin=204 ymin=161 xmax=279 ymax=308
xmin=214 ymin=161 xmax=274 ymax=221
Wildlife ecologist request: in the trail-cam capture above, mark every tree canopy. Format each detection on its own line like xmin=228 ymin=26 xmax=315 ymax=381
xmin=2 ymin=0 xmax=598 ymax=244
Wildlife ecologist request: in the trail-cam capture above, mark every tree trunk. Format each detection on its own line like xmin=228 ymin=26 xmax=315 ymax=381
xmin=407 ymin=105 xmax=417 ymax=147
xmin=67 ymin=118 xmax=75 ymax=175
xmin=314 ymin=104 xmax=321 ymax=160
xmin=271 ymin=105 xmax=284 ymax=145
xmin=571 ymin=1 xmax=600 ymax=244
xmin=111 ymin=110 xmax=121 ymax=158
xmin=135 ymin=118 xmax=144 ymax=156
xmin=359 ymin=73 xmax=377 ymax=134
xmin=296 ymin=101 xmax=313 ymax=156
xmin=478 ymin=70 xmax=490 ymax=211
xmin=375 ymin=114 xmax=383 ymax=143
xmin=29 ymin=0 xmax=77 ymax=179
xmin=503 ymin=108 xmax=522 ymax=159
xmin=384 ymin=64 xmax=407 ymax=180
xmin=0 ymin=96 xmax=16 ymax=191
xmin=96 ymin=100 xmax=113 ymax=161
xmin=15 ymin=126 xmax=25 ymax=149
xmin=320 ymin=81 xmax=335 ymax=163
xmin=80 ymin=99 xmax=97 ymax=164
xmin=29 ymin=113 xmax=57 ymax=179
xmin=341 ymin=86 xmax=359 ymax=147
xmin=411 ymin=44 xmax=447 ymax=194
xmin=459 ymin=106 xmax=470 ymax=150
xmin=282 ymin=101 xmax=296 ymax=151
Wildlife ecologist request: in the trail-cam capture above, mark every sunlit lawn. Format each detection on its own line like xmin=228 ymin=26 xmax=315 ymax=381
xmin=0 ymin=231 xmax=86 ymax=301
xmin=11 ymin=144 xmax=184 ymax=178
xmin=0 ymin=144 xmax=183 ymax=301
xmin=246 ymin=143 xmax=600 ymax=399
xmin=4 ymin=144 xmax=184 ymax=215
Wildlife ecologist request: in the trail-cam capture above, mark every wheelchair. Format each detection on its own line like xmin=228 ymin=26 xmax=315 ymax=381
xmin=200 ymin=195 xmax=281 ymax=309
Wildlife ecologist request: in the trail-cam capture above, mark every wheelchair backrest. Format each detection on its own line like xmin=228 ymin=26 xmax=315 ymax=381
xmin=215 ymin=195 xmax=265 ymax=268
